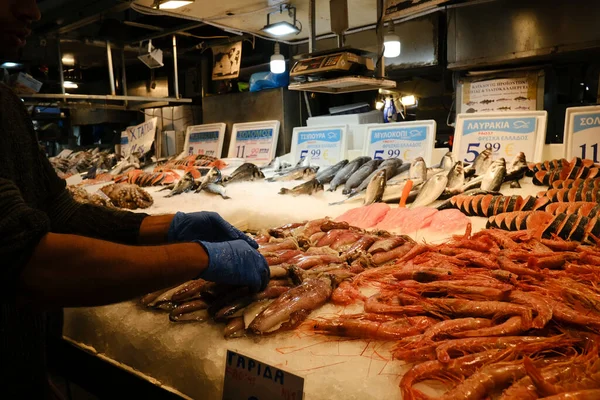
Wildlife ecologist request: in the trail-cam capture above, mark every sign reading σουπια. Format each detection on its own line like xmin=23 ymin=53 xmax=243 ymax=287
xmin=565 ymin=106 xmax=600 ymax=163
xmin=184 ymin=123 xmax=226 ymax=158
xmin=222 ymin=350 xmax=304 ymax=400
xmin=456 ymin=116 xmax=538 ymax=163
xmin=364 ymin=121 xmax=436 ymax=164
xmin=291 ymin=126 xmax=347 ymax=166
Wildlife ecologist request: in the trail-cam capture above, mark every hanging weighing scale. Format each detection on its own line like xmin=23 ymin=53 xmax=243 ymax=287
xmin=289 ymin=48 xmax=375 ymax=82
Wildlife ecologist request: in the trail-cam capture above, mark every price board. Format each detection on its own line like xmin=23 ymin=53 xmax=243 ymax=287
xmin=453 ymin=112 xmax=547 ymax=164
xmin=125 ymin=117 xmax=157 ymax=157
xmin=290 ymin=125 xmax=347 ymax=166
xmin=363 ymin=120 xmax=436 ymax=164
xmin=222 ymin=350 xmax=304 ymax=400
xmin=183 ymin=123 xmax=226 ymax=158
xmin=228 ymin=121 xmax=280 ymax=166
xmin=564 ymin=105 xmax=600 ymax=162
xmin=119 ymin=131 xmax=129 ymax=157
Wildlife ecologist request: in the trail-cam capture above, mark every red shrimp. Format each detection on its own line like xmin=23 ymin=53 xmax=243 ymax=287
xmin=312 ymin=315 xmax=437 ymax=340
xmin=509 ymin=291 xmax=553 ymax=329
xmin=538 ymin=389 xmax=600 ymax=399
xmin=401 ymin=318 xmax=492 ymax=345
xmin=330 ymin=281 xmax=366 ymax=305
xmin=452 ymin=316 xmax=524 ymax=338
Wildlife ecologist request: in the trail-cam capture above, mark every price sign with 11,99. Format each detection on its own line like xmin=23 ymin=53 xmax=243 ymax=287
xmin=291 ymin=126 xmax=347 ymax=166
xmin=364 ymin=121 xmax=436 ymax=164
xmin=453 ymin=113 xmax=547 ymax=164
xmin=184 ymin=123 xmax=226 ymax=158
xmin=564 ymin=106 xmax=600 ymax=163
xmin=229 ymin=121 xmax=280 ymax=167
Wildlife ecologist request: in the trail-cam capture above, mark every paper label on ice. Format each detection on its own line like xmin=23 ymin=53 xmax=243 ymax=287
xmin=222 ymin=350 xmax=304 ymax=400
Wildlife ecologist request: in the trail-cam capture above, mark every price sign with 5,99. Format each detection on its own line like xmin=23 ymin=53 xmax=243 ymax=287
xmin=229 ymin=121 xmax=280 ymax=167
xmin=564 ymin=106 xmax=600 ymax=162
xmin=364 ymin=121 xmax=436 ymax=164
xmin=453 ymin=112 xmax=547 ymax=164
xmin=291 ymin=126 xmax=347 ymax=166
xmin=184 ymin=123 xmax=226 ymax=158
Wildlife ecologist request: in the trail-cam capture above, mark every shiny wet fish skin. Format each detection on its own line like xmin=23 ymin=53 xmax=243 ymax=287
xmin=328 ymin=156 xmax=371 ymax=191
xmin=364 ymin=170 xmax=387 ymax=205
xmin=279 ymin=178 xmax=324 ymax=196
xmin=223 ymin=163 xmax=265 ymax=184
xmin=410 ymin=173 xmax=448 ymax=208
xmin=342 ymin=159 xmax=383 ymax=195
xmin=204 ymin=183 xmax=230 ymax=199
xmin=315 ymin=159 xmax=349 ymax=184
xmin=481 ymin=158 xmax=507 ymax=192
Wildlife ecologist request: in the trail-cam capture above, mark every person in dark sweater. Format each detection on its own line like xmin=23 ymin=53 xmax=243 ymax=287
xmin=0 ymin=1 xmax=269 ymax=398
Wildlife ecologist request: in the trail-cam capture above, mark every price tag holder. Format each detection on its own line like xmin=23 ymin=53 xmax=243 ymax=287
xmin=222 ymin=350 xmax=304 ymax=400
xmin=228 ymin=121 xmax=280 ymax=167
xmin=126 ymin=117 xmax=157 ymax=157
xmin=363 ymin=120 xmax=436 ymax=164
xmin=183 ymin=123 xmax=226 ymax=158
xmin=564 ymin=105 xmax=600 ymax=162
xmin=453 ymin=111 xmax=547 ymax=164
xmin=290 ymin=125 xmax=347 ymax=166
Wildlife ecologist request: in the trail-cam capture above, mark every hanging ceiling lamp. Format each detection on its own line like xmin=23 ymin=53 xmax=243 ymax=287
xmin=383 ymin=21 xmax=401 ymax=58
xmin=270 ymin=42 xmax=285 ymax=74
xmin=153 ymin=0 xmax=194 ymax=10
xmin=262 ymin=5 xmax=301 ymax=36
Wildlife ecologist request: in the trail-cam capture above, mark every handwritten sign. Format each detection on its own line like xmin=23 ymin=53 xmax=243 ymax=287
xmin=453 ymin=112 xmax=547 ymax=163
xmin=564 ymin=106 xmax=600 ymax=162
xmin=126 ymin=117 xmax=157 ymax=157
xmin=119 ymin=131 xmax=129 ymax=157
xmin=364 ymin=121 xmax=436 ymax=164
xmin=291 ymin=126 xmax=347 ymax=166
xmin=184 ymin=123 xmax=226 ymax=158
xmin=228 ymin=121 xmax=280 ymax=166
xmin=222 ymin=350 xmax=304 ymax=400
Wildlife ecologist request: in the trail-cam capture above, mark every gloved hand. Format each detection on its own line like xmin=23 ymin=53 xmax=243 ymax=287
xmin=196 ymin=239 xmax=269 ymax=292
xmin=168 ymin=211 xmax=258 ymax=249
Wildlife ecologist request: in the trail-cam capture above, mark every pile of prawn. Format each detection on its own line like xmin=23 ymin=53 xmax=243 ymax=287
xmin=310 ymin=225 xmax=600 ymax=399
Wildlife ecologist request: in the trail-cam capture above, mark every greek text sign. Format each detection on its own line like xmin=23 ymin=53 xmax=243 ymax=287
xmin=228 ymin=121 xmax=280 ymax=166
xmin=364 ymin=121 xmax=436 ymax=164
xmin=291 ymin=126 xmax=347 ymax=166
xmin=564 ymin=106 xmax=600 ymax=162
xmin=184 ymin=123 xmax=226 ymax=158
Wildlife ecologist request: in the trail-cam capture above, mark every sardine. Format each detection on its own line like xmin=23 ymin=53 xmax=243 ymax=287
xmin=248 ymin=276 xmax=333 ymax=334
xmin=364 ymin=170 xmax=387 ymax=205
xmin=315 ymin=159 xmax=349 ymax=184
xmin=328 ymin=156 xmax=371 ymax=191
xmin=480 ymin=158 xmax=507 ymax=192
xmin=410 ymin=173 xmax=448 ymax=208
xmin=342 ymin=159 xmax=383 ymax=195
xmin=445 ymin=161 xmax=465 ymax=194
xmin=165 ymin=172 xmax=197 ymax=197
xmin=279 ymin=178 xmax=324 ymax=196
xmin=204 ymin=183 xmax=230 ymax=199
xmin=223 ymin=163 xmax=265 ymax=184
xmin=267 ymin=166 xmax=319 ymax=182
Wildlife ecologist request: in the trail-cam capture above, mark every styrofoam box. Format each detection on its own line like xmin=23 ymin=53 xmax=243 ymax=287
xmin=307 ymin=110 xmax=383 ymax=151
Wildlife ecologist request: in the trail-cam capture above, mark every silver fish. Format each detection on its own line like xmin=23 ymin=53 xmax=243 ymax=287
xmin=268 ymin=166 xmax=319 ymax=182
xmin=352 ymin=158 xmax=402 ymax=195
xmin=440 ymin=152 xmax=455 ymax=171
xmin=279 ymin=178 xmax=324 ymax=196
xmin=328 ymin=156 xmax=371 ymax=191
xmin=342 ymin=159 xmax=383 ymax=195
xmin=195 ymin=167 xmax=221 ymax=192
xmin=471 ymin=148 xmax=493 ymax=176
xmin=364 ymin=170 xmax=387 ymax=205
xmin=165 ymin=172 xmax=197 ymax=197
xmin=248 ymin=276 xmax=333 ymax=334
xmin=481 ymin=158 xmax=507 ymax=192
xmin=410 ymin=157 xmax=427 ymax=180
xmin=445 ymin=161 xmax=465 ymax=194
xmin=204 ymin=183 xmax=230 ymax=199
xmin=410 ymin=173 xmax=448 ymax=208
xmin=507 ymin=152 xmax=527 ymax=175
xmin=223 ymin=163 xmax=265 ymax=184
xmin=315 ymin=159 xmax=349 ymax=184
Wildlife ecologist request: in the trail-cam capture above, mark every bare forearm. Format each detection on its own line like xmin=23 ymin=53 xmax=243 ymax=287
xmin=18 ymin=232 xmax=207 ymax=308
xmin=138 ymin=214 xmax=175 ymax=244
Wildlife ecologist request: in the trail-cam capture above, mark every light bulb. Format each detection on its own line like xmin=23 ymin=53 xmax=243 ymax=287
xmin=384 ymin=34 xmax=401 ymax=58
xmin=375 ymin=101 xmax=384 ymax=110
xmin=270 ymin=54 xmax=285 ymax=74
xmin=63 ymin=81 xmax=78 ymax=89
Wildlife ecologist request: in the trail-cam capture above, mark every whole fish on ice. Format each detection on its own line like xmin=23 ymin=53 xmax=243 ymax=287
xmin=410 ymin=173 xmax=448 ymax=208
xmin=315 ymin=159 xmax=349 ymax=184
xmin=328 ymin=156 xmax=371 ymax=191
xmin=364 ymin=170 xmax=387 ymax=205
xmin=223 ymin=163 xmax=265 ymax=184
xmin=279 ymin=178 xmax=324 ymax=196
xmin=342 ymin=159 xmax=383 ymax=194
xmin=267 ymin=166 xmax=319 ymax=182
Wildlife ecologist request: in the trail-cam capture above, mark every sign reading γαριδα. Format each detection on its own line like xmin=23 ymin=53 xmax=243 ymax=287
xmin=291 ymin=126 xmax=347 ymax=166
xmin=228 ymin=121 xmax=280 ymax=166
xmin=222 ymin=350 xmax=304 ymax=400
xmin=363 ymin=120 xmax=436 ymax=165
xmin=183 ymin=123 xmax=226 ymax=158
xmin=564 ymin=106 xmax=600 ymax=163
xmin=453 ymin=112 xmax=547 ymax=163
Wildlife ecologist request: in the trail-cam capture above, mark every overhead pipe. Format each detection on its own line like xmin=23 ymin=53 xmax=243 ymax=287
xmin=121 ymin=49 xmax=128 ymax=107
xmin=57 ymin=38 xmax=65 ymax=94
xmin=172 ymin=35 xmax=179 ymax=99
xmin=106 ymin=40 xmax=116 ymax=96
xmin=308 ymin=0 xmax=316 ymax=52
xmin=375 ymin=0 xmax=385 ymax=78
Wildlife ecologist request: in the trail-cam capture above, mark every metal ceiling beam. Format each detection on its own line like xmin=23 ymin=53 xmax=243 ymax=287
xmin=123 ymin=20 xmax=208 ymax=40
xmin=128 ymin=22 xmax=206 ymax=44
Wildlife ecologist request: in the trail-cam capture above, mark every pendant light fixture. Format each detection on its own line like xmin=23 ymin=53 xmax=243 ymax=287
xmin=383 ymin=21 xmax=401 ymax=58
xmin=270 ymin=42 xmax=285 ymax=74
xmin=153 ymin=0 xmax=194 ymax=10
xmin=262 ymin=5 xmax=301 ymax=36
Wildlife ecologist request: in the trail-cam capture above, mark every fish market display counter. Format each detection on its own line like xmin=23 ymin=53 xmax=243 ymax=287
xmin=63 ymin=177 xmax=542 ymax=399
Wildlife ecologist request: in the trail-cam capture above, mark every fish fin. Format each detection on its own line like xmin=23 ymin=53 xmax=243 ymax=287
xmin=279 ymin=188 xmax=290 ymax=195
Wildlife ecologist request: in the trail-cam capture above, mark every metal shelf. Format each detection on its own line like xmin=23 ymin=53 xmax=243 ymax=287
xmin=288 ymin=76 xmax=396 ymax=94
xmin=20 ymin=93 xmax=192 ymax=103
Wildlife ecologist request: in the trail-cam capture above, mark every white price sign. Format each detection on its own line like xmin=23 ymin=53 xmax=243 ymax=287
xmin=564 ymin=106 xmax=600 ymax=162
xmin=228 ymin=121 xmax=280 ymax=166
xmin=364 ymin=121 xmax=436 ymax=164
xmin=184 ymin=123 xmax=226 ymax=158
xmin=291 ymin=125 xmax=347 ymax=166
xmin=126 ymin=117 xmax=157 ymax=157
xmin=119 ymin=131 xmax=129 ymax=157
xmin=453 ymin=112 xmax=547 ymax=163
xmin=222 ymin=350 xmax=304 ymax=400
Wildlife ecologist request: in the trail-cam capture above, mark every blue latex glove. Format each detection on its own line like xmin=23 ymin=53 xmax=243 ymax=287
xmin=197 ymin=240 xmax=269 ymax=292
xmin=168 ymin=211 xmax=258 ymax=249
